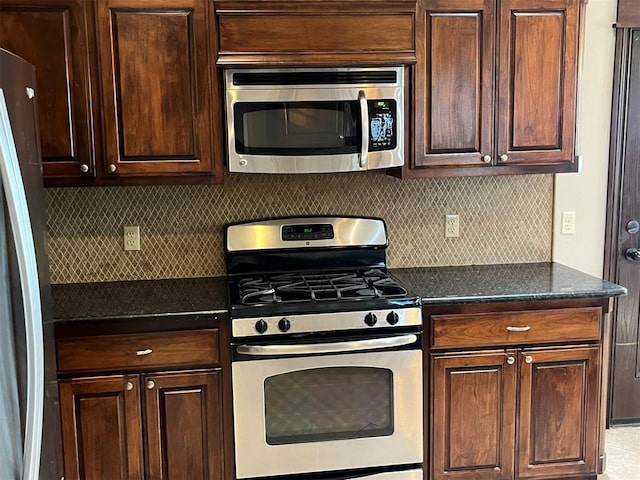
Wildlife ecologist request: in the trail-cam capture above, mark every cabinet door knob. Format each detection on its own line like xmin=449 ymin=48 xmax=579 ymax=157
xmin=146 ymin=380 xmax=155 ymax=390
xmin=482 ymin=155 xmax=492 ymax=163
xmin=499 ymin=154 xmax=509 ymax=162
xmin=506 ymin=356 xmax=516 ymax=365
xmin=524 ymin=355 xmax=533 ymax=364
xmin=108 ymin=164 xmax=117 ymax=173
xmin=125 ymin=381 xmax=134 ymax=391
xmin=80 ymin=164 xmax=89 ymax=173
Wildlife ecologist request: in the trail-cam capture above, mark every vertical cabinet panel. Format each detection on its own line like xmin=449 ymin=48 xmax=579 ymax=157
xmin=415 ymin=0 xmax=494 ymax=169
xmin=114 ymin=11 xmax=195 ymax=158
xmin=59 ymin=375 xmax=144 ymax=480
xmin=431 ymin=352 xmax=516 ymax=480
xmin=96 ymin=0 xmax=215 ymax=177
xmin=497 ymin=0 xmax=580 ymax=166
xmin=518 ymin=346 xmax=600 ymax=478
xmin=144 ymin=370 xmax=224 ymax=480
xmin=0 ymin=0 xmax=96 ymax=180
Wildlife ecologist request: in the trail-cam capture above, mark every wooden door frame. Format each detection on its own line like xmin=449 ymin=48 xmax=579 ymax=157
xmin=604 ymin=26 xmax=638 ymax=425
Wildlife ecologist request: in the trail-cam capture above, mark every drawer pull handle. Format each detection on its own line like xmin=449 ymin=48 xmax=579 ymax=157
xmin=506 ymin=356 xmax=516 ymax=365
xmin=506 ymin=325 xmax=531 ymax=332
xmin=525 ymin=355 xmax=534 ymax=364
xmin=136 ymin=348 xmax=153 ymax=356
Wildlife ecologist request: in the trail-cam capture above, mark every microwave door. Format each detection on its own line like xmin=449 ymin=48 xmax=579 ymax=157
xmin=229 ymin=95 xmax=364 ymax=173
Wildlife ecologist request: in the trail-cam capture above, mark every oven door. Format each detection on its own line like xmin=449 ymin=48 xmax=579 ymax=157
xmin=232 ymin=335 xmax=423 ymax=478
xmin=225 ymin=84 xmax=404 ymax=174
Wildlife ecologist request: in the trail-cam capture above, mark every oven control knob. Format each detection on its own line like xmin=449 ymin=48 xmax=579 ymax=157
xmin=386 ymin=311 xmax=400 ymax=325
xmin=278 ymin=318 xmax=291 ymax=332
xmin=364 ymin=313 xmax=378 ymax=326
xmin=254 ymin=319 xmax=268 ymax=334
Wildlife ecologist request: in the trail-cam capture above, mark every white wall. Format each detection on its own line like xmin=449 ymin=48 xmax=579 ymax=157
xmin=552 ymin=0 xmax=618 ymax=277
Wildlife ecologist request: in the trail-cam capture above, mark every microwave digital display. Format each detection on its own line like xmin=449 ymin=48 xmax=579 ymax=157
xmin=368 ymin=99 xmax=396 ymax=152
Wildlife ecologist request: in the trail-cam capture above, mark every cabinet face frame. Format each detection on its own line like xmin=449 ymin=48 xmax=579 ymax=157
xmin=426 ymin=299 xmax=608 ymax=480
xmin=0 ymin=0 xmax=99 ymax=181
xmin=431 ymin=351 xmax=516 ymax=480
xmin=59 ymin=375 xmax=144 ymax=480
xmin=414 ymin=0 xmax=495 ymax=170
xmin=143 ymin=370 xmax=224 ymax=480
xmin=495 ymin=0 xmax=580 ymax=169
xmin=405 ymin=0 xmax=582 ymax=178
xmin=94 ymin=0 xmax=219 ymax=179
xmin=517 ymin=346 xmax=600 ymax=478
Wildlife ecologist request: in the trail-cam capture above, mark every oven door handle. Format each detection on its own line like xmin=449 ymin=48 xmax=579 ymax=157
xmin=236 ymin=334 xmax=418 ymax=356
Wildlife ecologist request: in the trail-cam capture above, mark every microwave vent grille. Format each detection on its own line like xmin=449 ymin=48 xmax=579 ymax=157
xmin=232 ymin=71 xmax=398 ymax=86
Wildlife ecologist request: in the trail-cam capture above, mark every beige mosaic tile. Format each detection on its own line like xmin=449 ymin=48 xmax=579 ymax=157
xmin=44 ymin=172 xmax=553 ymax=284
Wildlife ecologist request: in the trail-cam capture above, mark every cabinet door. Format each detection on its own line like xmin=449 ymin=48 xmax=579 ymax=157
xmin=95 ymin=0 xmax=219 ymax=178
xmin=144 ymin=370 xmax=224 ymax=480
xmin=0 ymin=0 xmax=97 ymax=181
xmin=517 ymin=346 xmax=599 ymax=478
xmin=431 ymin=351 xmax=516 ymax=480
xmin=496 ymin=0 xmax=580 ymax=169
xmin=414 ymin=0 xmax=495 ymax=170
xmin=59 ymin=375 xmax=144 ymax=480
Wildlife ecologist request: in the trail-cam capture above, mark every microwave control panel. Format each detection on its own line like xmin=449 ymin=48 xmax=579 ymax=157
xmin=368 ymin=100 xmax=397 ymax=151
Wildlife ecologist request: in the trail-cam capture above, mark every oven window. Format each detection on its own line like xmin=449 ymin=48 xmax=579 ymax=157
xmin=263 ymin=367 xmax=393 ymax=445
xmin=234 ymin=102 xmax=361 ymax=155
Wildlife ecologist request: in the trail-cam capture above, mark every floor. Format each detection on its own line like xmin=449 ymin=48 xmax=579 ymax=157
xmin=598 ymin=426 xmax=640 ymax=480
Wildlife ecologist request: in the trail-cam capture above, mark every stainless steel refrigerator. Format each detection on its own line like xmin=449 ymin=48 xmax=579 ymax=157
xmin=0 ymin=49 xmax=63 ymax=480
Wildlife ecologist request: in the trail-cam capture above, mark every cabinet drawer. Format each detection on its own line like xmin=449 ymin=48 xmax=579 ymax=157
xmin=57 ymin=329 xmax=219 ymax=373
xmin=431 ymin=307 xmax=600 ymax=349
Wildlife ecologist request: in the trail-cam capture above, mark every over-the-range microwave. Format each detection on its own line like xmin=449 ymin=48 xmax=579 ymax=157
xmin=224 ymin=67 xmax=405 ymax=174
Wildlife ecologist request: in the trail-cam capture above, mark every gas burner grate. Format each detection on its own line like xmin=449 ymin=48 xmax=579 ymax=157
xmin=236 ymin=269 xmax=408 ymax=305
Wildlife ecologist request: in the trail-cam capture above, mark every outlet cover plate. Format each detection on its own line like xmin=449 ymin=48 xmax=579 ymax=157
xmin=445 ymin=214 xmax=460 ymax=238
xmin=124 ymin=225 xmax=140 ymax=251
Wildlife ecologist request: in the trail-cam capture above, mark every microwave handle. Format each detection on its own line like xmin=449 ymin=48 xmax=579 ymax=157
xmin=236 ymin=334 xmax=417 ymax=356
xmin=358 ymin=90 xmax=369 ymax=168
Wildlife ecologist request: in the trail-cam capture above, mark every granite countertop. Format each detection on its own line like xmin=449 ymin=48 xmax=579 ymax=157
xmin=390 ymin=262 xmax=627 ymax=305
xmin=51 ymin=262 xmax=626 ymax=322
xmin=51 ymin=276 xmax=228 ymax=322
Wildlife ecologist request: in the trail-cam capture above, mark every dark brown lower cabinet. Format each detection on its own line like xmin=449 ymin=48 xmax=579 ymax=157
xmin=60 ymin=370 xmax=223 ymax=480
xmin=431 ymin=352 xmax=516 ymax=480
xmin=432 ymin=346 xmax=600 ymax=480
xmin=517 ymin=347 xmax=599 ymax=479
xmin=59 ymin=375 xmax=144 ymax=480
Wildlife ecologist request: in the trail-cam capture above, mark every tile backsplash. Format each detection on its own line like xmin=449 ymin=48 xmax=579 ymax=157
xmin=44 ymin=172 xmax=553 ymax=284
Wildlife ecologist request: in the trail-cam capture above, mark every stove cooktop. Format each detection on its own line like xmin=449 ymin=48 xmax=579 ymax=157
xmin=236 ymin=269 xmax=407 ymax=305
xmin=228 ymin=268 xmax=420 ymax=319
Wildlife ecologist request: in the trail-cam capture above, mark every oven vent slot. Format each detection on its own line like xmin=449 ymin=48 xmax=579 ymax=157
xmin=232 ymin=71 xmax=398 ymax=86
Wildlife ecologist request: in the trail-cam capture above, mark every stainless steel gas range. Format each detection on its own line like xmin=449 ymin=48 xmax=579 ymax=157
xmin=225 ymin=217 xmax=423 ymax=480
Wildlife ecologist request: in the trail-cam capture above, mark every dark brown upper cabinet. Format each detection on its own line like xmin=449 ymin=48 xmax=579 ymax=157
xmin=404 ymin=0 xmax=583 ymax=178
xmin=95 ymin=0 xmax=223 ymax=182
xmin=0 ymin=0 xmax=99 ymax=182
xmin=214 ymin=0 xmax=416 ymax=67
xmin=617 ymin=0 xmax=640 ymax=27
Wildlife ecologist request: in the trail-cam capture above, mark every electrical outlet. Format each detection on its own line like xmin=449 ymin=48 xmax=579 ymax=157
xmin=445 ymin=214 xmax=460 ymax=238
xmin=561 ymin=211 xmax=576 ymax=235
xmin=123 ymin=225 xmax=140 ymax=251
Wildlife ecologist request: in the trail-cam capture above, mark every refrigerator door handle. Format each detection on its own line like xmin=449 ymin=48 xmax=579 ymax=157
xmin=0 ymin=88 xmax=44 ymax=480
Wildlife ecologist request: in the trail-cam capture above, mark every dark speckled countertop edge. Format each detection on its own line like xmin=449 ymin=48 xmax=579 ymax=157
xmin=418 ymin=290 xmax=627 ymax=306
xmin=51 ymin=262 xmax=627 ymax=322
